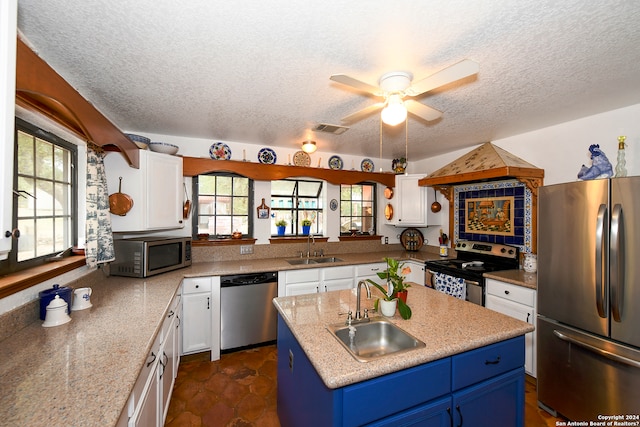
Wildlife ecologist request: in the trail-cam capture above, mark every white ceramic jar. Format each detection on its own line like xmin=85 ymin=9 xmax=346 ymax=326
xmin=523 ymin=253 xmax=537 ymax=273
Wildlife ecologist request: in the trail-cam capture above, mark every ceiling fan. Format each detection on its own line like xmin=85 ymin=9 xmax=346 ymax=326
xmin=330 ymin=59 xmax=479 ymax=126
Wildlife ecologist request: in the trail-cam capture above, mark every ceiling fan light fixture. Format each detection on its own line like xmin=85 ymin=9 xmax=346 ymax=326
xmin=381 ymin=95 xmax=407 ymax=126
xmin=301 ymin=139 xmax=317 ymax=153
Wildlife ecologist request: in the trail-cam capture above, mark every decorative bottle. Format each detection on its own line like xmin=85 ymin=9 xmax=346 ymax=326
xmin=614 ymin=135 xmax=627 ymax=178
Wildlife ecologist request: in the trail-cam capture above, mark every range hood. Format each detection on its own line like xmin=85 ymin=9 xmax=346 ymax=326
xmin=418 ymin=142 xmax=544 ymax=191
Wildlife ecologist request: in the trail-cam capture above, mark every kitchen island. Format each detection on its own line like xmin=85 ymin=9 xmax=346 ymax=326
xmin=273 ymin=285 xmax=534 ymax=426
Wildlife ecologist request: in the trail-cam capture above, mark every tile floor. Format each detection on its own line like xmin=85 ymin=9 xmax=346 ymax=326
xmin=166 ymin=344 xmax=564 ymax=427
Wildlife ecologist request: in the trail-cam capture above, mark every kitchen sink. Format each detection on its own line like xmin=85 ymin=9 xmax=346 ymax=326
xmin=286 ymin=258 xmax=318 ymax=265
xmin=286 ymin=257 xmax=343 ymax=265
xmin=313 ymin=257 xmax=343 ymax=263
xmin=326 ymin=318 xmax=425 ymax=362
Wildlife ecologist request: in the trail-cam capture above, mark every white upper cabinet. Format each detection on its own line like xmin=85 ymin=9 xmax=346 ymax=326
xmin=104 ymin=150 xmax=184 ymax=232
xmin=389 ymin=174 xmax=440 ymax=227
xmin=0 ymin=0 xmax=17 ymax=259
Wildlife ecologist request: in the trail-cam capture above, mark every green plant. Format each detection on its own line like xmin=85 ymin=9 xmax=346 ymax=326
xmin=366 ymin=257 xmax=412 ymax=319
xmin=275 ymin=219 xmax=287 ymax=227
xmin=301 ymin=218 xmax=312 ymax=226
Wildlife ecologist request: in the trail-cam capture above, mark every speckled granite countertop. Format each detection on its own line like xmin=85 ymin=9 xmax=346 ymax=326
xmin=273 ymin=285 xmax=535 ymax=389
xmin=185 ymin=250 xmax=443 ymax=277
xmin=0 ymin=269 xmax=186 ymax=427
xmin=0 ymin=250 xmax=437 ymax=427
xmin=484 ymin=269 xmax=537 ymax=289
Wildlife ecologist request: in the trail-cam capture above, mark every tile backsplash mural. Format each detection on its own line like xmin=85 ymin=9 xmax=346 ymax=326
xmin=454 ymin=179 xmax=532 ymax=253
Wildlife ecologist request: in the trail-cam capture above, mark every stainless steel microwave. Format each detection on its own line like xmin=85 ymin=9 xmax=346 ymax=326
xmin=110 ymin=236 xmax=192 ymax=278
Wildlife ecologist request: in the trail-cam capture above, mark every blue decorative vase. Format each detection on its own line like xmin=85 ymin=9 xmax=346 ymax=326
xmin=277 ymin=226 xmax=286 ymax=236
xmin=302 ymin=225 xmax=311 ymax=235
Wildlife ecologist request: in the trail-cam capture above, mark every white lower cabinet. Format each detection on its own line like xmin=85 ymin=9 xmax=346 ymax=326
xmin=485 ymin=278 xmax=537 ymax=377
xmin=280 ymin=265 xmax=356 ymax=296
xmin=127 ymin=292 xmax=181 ymax=427
xmin=354 ymin=262 xmax=387 ymax=287
xmin=403 ymin=260 xmax=426 ymax=286
xmin=321 ymin=265 xmax=355 ymax=292
xmin=181 ymin=277 xmax=214 ymax=355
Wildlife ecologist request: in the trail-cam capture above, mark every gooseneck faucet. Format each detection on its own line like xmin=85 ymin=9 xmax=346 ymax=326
xmin=355 ymin=280 xmax=371 ymax=322
xmin=306 ymin=233 xmax=315 ymax=258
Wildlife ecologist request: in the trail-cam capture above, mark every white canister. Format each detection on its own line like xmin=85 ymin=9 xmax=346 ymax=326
xmin=43 ymin=295 xmax=72 ymax=327
xmin=523 ymin=253 xmax=537 ymax=273
xmin=72 ymin=287 xmax=93 ymax=311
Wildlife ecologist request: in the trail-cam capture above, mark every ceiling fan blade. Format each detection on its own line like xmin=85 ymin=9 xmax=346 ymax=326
xmin=405 ymin=59 xmax=479 ymax=97
xmin=405 ymin=100 xmax=443 ymax=121
xmin=341 ymin=102 xmax=385 ymax=124
xmin=330 ymin=74 xmax=383 ymax=96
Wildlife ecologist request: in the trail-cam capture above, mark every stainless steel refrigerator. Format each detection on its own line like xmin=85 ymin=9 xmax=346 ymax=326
xmin=538 ymin=177 xmax=640 ymax=421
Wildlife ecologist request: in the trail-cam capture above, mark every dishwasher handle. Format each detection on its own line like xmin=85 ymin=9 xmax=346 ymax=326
xmin=221 ymin=272 xmax=278 ymax=287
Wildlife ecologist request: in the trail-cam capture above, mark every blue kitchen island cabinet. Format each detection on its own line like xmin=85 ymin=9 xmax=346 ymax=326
xmin=277 ymin=316 xmax=525 ymax=427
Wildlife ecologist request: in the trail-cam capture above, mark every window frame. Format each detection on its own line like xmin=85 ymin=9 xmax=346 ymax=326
xmin=339 ymin=183 xmax=377 ymax=236
xmin=270 ymin=178 xmax=324 ymax=236
xmin=0 ymin=118 xmax=78 ymax=275
xmin=191 ymin=172 xmax=254 ymax=239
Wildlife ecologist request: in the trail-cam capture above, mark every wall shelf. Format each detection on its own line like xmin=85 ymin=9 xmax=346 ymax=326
xmin=182 ymin=157 xmax=396 ymax=187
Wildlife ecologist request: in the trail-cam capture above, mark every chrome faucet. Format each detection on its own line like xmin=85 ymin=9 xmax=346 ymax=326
xmin=306 ymin=233 xmax=315 ymax=258
xmin=355 ymin=280 xmax=371 ymax=322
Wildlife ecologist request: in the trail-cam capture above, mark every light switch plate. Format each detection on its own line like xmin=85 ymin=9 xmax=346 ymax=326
xmin=240 ymin=245 xmax=253 ymax=255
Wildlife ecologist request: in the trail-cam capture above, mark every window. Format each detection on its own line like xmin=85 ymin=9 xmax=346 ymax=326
xmin=0 ymin=119 xmax=77 ymax=274
xmin=194 ymin=173 xmax=252 ymax=238
xmin=340 ymin=183 xmax=376 ymax=235
xmin=271 ymin=179 xmax=323 ymax=235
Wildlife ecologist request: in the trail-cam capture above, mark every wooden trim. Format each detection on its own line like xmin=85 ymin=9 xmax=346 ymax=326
xmin=0 ymin=256 xmax=86 ymax=300
xmin=269 ymin=236 xmax=330 ymax=244
xmin=15 ymin=39 xmax=140 ymax=168
xmin=192 ymin=238 xmax=257 ymax=246
xmin=418 ymin=167 xmax=543 ymax=187
xmin=338 ymin=235 xmax=382 ymax=242
xmin=182 ymin=157 xmax=396 ymax=187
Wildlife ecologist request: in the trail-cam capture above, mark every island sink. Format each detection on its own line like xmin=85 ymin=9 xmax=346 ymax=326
xmin=313 ymin=257 xmax=343 ymax=263
xmin=326 ymin=317 xmax=425 ymax=362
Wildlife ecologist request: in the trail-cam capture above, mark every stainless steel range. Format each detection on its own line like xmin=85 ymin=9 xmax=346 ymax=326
xmin=425 ymin=240 xmax=519 ymax=306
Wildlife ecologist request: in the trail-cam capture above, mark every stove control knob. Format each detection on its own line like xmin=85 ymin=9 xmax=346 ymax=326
xmin=501 ymin=248 xmax=506 ymax=253
xmin=508 ymin=249 xmax=515 ymax=254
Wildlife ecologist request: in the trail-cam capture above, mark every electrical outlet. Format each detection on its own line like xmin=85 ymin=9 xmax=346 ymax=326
xmin=240 ymin=245 xmax=253 ymax=255
xmin=384 ymin=237 xmax=389 ymax=244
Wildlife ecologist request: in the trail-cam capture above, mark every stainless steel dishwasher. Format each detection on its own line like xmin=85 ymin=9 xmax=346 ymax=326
xmin=220 ymin=271 xmax=278 ymax=351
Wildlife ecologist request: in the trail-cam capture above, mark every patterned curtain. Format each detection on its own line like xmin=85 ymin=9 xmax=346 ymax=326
xmin=85 ymin=145 xmax=115 ymax=268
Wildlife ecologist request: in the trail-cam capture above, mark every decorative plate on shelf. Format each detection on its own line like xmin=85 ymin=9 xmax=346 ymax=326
xmin=292 ymin=151 xmax=311 ymax=167
xmin=361 ymin=158 xmax=374 ymax=172
xmin=258 ymin=147 xmax=277 ymax=164
xmin=209 ymin=142 xmax=232 ymax=160
xmin=328 ymin=155 xmax=343 ymax=170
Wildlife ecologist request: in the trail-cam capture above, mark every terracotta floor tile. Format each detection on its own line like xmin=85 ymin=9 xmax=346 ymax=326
xmin=169 ymin=344 xmax=565 ymax=427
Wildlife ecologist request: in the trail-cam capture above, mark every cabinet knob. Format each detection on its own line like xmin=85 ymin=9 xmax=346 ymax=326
xmin=504 ymin=290 xmax=510 ymax=295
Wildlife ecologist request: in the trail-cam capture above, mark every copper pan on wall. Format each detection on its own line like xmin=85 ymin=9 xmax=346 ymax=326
xmin=109 ymin=176 xmax=133 ymax=216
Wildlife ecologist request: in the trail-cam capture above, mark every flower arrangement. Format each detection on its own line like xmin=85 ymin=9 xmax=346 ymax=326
xmin=275 ymin=219 xmax=287 ymax=227
xmin=366 ymin=257 xmax=412 ymax=319
xmin=301 ymin=218 xmax=312 ymax=226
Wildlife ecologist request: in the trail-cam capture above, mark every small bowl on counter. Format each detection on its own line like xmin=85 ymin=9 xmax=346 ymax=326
xmin=148 ymin=142 xmax=179 ymax=155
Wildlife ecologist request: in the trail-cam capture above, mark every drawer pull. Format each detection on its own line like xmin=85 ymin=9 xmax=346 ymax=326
xmin=195 ymin=284 xmax=200 ymax=288
xmin=456 ymin=405 xmax=463 ymax=427
xmin=504 ymin=290 xmax=510 ymax=295
xmin=146 ymin=351 xmax=157 ymax=367
xmin=484 ymin=356 xmax=501 ymax=365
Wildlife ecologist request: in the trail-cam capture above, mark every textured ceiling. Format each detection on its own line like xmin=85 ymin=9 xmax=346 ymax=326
xmin=16 ymin=0 xmax=640 ymax=160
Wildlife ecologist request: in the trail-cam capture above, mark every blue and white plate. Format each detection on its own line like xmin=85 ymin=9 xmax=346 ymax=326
xmin=258 ymin=147 xmax=277 ymax=164
xmin=148 ymin=142 xmax=179 ymax=155
xmin=361 ymin=158 xmax=374 ymax=172
xmin=209 ymin=142 xmax=232 ymax=160
xmin=328 ymin=155 xmax=343 ymax=170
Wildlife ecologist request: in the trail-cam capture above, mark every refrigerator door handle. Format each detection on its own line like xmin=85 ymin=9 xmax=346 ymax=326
xmin=553 ymin=330 xmax=640 ymax=368
xmin=610 ymin=204 xmax=624 ymax=323
xmin=595 ymin=204 xmax=608 ymax=318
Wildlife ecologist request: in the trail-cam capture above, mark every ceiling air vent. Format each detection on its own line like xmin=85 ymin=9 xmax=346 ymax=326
xmin=313 ymin=123 xmax=349 ymax=135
